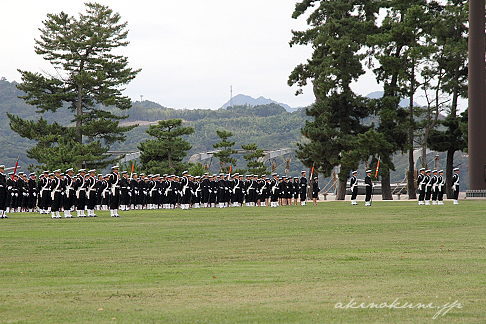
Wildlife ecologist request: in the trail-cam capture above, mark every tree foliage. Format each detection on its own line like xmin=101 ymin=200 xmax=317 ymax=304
xmin=290 ymin=0 xmax=378 ymax=199
xmin=212 ymin=130 xmax=238 ymax=173
xmin=137 ymin=119 xmax=194 ymax=176
xmin=425 ymin=0 xmax=468 ymax=198
xmin=241 ymin=143 xmax=267 ymax=176
xmin=10 ymin=2 xmax=140 ymax=170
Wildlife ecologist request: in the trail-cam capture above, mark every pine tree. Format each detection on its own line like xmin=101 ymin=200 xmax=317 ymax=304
xmin=241 ymin=143 xmax=267 ymax=176
xmin=137 ymin=119 xmax=194 ymax=175
xmin=10 ymin=3 xmax=140 ymax=170
xmin=212 ymin=130 xmax=237 ymax=173
xmin=289 ymin=0 xmax=378 ymax=199
xmin=426 ymin=0 xmax=468 ymax=198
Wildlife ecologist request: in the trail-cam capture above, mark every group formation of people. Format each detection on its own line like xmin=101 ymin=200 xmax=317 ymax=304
xmin=417 ymin=167 xmax=460 ymax=205
xmin=0 ymin=165 xmax=321 ymax=218
xmin=348 ymin=167 xmax=461 ymax=206
xmin=349 ymin=169 xmax=374 ymax=206
xmin=0 ymin=165 xmax=125 ymax=218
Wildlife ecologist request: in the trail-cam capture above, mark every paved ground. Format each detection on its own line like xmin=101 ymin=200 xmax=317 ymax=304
xmin=318 ymin=191 xmax=471 ymax=202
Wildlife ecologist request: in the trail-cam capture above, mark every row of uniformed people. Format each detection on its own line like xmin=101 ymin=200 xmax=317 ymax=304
xmin=416 ymin=167 xmax=460 ymax=205
xmin=126 ymin=170 xmax=312 ymax=209
xmin=0 ymin=165 xmax=315 ymax=218
xmin=0 ymin=166 xmax=123 ymax=218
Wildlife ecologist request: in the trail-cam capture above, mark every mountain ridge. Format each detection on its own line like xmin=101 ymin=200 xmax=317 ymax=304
xmin=220 ymin=94 xmax=299 ymax=112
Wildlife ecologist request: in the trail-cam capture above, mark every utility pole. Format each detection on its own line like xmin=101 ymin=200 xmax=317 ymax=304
xmin=467 ymin=0 xmax=486 ymax=194
xmin=230 ymin=85 xmax=233 ymax=108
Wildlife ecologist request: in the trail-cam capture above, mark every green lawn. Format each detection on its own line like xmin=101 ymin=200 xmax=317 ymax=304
xmin=0 ymin=201 xmax=484 ymax=323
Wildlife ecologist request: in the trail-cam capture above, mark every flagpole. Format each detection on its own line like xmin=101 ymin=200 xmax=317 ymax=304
xmin=11 ymin=155 xmax=20 ymax=180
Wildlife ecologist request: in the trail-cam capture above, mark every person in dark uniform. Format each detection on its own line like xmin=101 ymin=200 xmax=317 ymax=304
xmin=20 ymin=173 xmax=30 ymax=212
xmin=364 ymin=169 xmax=373 ymax=206
xmin=290 ymin=177 xmax=297 ymax=205
xmin=143 ymin=175 xmax=151 ymax=208
xmin=74 ymin=169 xmax=87 ymax=217
xmin=231 ymin=173 xmax=241 ymax=207
xmin=201 ymin=173 xmax=210 ymax=208
xmin=284 ymin=177 xmax=294 ymax=206
xmin=278 ymin=177 xmax=285 ymax=206
xmin=145 ymin=174 xmax=154 ymax=209
xmin=164 ymin=175 xmax=174 ymax=209
xmin=63 ymin=168 xmax=75 ymax=218
xmin=120 ymin=171 xmax=130 ymax=211
xmin=424 ymin=170 xmax=433 ymax=205
xmin=50 ymin=169 xmax=63 ymax=218
xmin=100 ymin=174 xmax=111 ymax=210
xmin=417 ymin=168 xmax=426 ymax=205
xmin=180 ymin=171 xmax=191 ymax=210
xmin=174 ymin=175 xmax=182 ymax=208
xmin=431 ymin=170 xmax=439 ymax=205
xmin=85 ymin=169 xmax=98 ymax=217
xmin=248 ymin=174 xmax=258 ymax=207
xmin=17 ymin=172 xmax=27 ymax=212
xmin=159 ymin=174 xmax=167 ymax=209
xmin=6 ymin=173 xmax=16 ymax=214
xmin=192 ymin=176 xmax=201 ymax=208
xmin=437 ymin=170 xmax=445 ymax=205
xmin=0 ymin=165 xmax=7 ymax=218
xmin=108 ymin=165 xmax=121 ymax=217
xmin=259 ymin=175 xmax=268 ymax=206
xmin=225 ymin=174 xmax=233 ymax=207
xmin=138 ymin=173 xmax=147 ymax=209
xmin=155 ymin=174 xmax=163 ymax=209
xmin=312 ymin=177 xmax=320 ymax=205
xmin=39 ymin=170 xmax=51 ymax=214
xmin=217 ymin=173 xmax=226 ymax=208
xmin=95 ymin=174 xmax=103 ymax=210
xmin=130 ymin=173 xmax=139 ymax=209
xmin=265 ymin=176 xmax=272 ymax=206
xmin=452 ymin=167 xmax=460 ymax=204
xmin=299 ymin=171 xmax=308 ymax=206
xmin=270 ymin=173 xmax=279 ymax=207
xmin=209 ymin=174 xmax=218 ymax=208
xmin=350 ymin=170 xmax=358 ymax=205
xmin=28 ymin=173 xmax=38 ymax=213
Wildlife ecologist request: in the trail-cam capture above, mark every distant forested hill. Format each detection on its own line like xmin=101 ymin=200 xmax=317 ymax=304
xmin=0 ymin=78 xmax=310 ymax=177
xmin=0 ymin=78 xmax=468 ymax=189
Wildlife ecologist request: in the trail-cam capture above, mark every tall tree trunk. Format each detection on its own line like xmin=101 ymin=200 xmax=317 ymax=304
xmin=381 ymin=170 xmax=393 ymax=200
xmin=75 ymin=85 xmax=83 ymax=144
xmin=446 ymin=148 xmax=454 ymax=198
xmin=408 ymin=62 xmax=417 ymax=199
xmin=446 ymin=75 xmax=459 ymax=199
xmin=336 ymin=179 xmax=346 ymax=200
xmin=422 ymin=141 xmax=428 ymax=168
xmin=307 ymin=168 xmax=313 ymax=199
xmin=168 ymin=146 xmax=173 ymax=169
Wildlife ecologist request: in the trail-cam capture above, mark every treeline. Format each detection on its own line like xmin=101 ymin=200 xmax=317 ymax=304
xmin=109 ymin=101 xmax=294 ymax=122
xmin=1 ymin=76 xmax=468 ymax=187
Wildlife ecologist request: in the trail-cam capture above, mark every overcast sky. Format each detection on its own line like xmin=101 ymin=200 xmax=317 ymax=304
xmin=1 ymin=0 xmax=466 ymax=110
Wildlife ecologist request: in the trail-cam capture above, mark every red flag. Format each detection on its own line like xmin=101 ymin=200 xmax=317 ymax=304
xmin=375 ymin=159 xmax=380 ymax=178
xmin=131 ymin=164 xmax=135 ymax=174
xmin=311 ymin=166 xmax=314 ymax=175
xmin=229 ymin=166 xmax=232 ymax=174
xmin=11 ymin=155 xmax=20 ymax=180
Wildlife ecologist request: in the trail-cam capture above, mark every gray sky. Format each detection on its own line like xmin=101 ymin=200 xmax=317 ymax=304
xmin=1 ymin=0 xmax=466 ymax=111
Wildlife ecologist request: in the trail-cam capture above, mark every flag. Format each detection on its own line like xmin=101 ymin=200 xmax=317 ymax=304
xmin=311 ymin=166 xmax=314 ymax=175
xmin=12 ymin=155 xmax=20 ymax=179
xmin=375 ymin=158 xmax=380 ymax=178
xmin=131 ymin=164 xmax=135 ymax=174
xmin=229 ymin=166 xmax=232 ymax=174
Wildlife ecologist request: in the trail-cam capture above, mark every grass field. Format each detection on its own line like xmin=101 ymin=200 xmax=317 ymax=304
xmin=0 ymin=201 xmax=484 ymax=323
